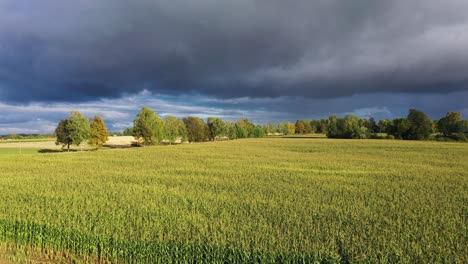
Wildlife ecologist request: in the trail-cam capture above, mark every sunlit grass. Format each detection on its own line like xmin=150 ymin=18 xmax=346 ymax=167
xmin=0 ymin=138 xmax=466 ymax=262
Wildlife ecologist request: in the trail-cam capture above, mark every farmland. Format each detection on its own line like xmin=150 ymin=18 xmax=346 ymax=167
xmin=0 ymin=138 xmax=467 ymax=263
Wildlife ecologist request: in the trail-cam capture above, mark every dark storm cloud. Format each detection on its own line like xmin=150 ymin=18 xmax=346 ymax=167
xmin=1 ymin=0 xmax=468 ymax=102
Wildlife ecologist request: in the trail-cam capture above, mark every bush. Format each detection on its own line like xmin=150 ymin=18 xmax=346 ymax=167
xmin=386 ymin=135 xmax=395 ymax=140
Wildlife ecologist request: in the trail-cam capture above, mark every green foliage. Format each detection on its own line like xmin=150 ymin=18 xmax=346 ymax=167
xmin=88 ymin=116 xmax=109 ymax=148
xmin=183 ymin=117 xmax=208 ymax=142
xmin=165 ymin=116 xmax=187 ymax=144
xmin=7 ymin=134 xmax=23 ymax=140
xmin=251 ymin=125 xmax=265 ymax=138
xmin=327 ymin=115 xmax=367 ymax=139
xmin=405 ymin=109 xmax=433 ymax=140
xmin=133 ymin=107 xmax=165 ymax=146
xmin=0 ymin=139 xmax=466 ymax=262
xmin=67 ymin=111 xmax=91 ymax=148
xmin=55 ymin=119 xmax=72 ymax=150
xmin=438 ymin=112 xmax=464 ymax=136
xmin=327 ymin=115 xmax=338 ymax=138
xmin=123 ymin=127 xmax=134 ymax=136
xmin=387 ymin=118 xmax=410 ymax=139
xmin=234 ymin=119 xmax=254 ymax=138
xmin=207 ymin=117 xmax=226 ymax=141
xmin=263 ymin=123 xmax=278 ymax=135
xmin=54 ymin=111 xmax=90 ymax=151
xmin=226 ymin=122 xmax=238 ymax=140
xmin=378 ymin=119 xmax=391 ymax=133
xmin=278 ymin=123 xmax=290 ymax=135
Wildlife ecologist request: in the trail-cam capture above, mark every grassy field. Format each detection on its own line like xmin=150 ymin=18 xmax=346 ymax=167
xmin=0 ymin=138 xmax=466 ymax=263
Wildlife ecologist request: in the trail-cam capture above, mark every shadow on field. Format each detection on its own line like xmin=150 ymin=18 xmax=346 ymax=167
xmin=38 ymin=149 xmax=72 ymax=153
xmin=103 ymin=144 xmax=133 ymax=149
xmin=271 ymin=135 xmax=326 ymax=139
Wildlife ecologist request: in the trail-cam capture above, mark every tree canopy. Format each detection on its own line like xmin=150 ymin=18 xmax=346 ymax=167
xmin=89 ymin=116 xmax=109 ymax=148
xmin=133 ymin=107 xmax=165 ymax=146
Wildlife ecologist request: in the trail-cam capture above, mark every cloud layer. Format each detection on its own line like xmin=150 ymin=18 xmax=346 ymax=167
xmin=1 ymin=0 xmax=468 ymax=102
xmin=1 ymin=90 xmax=467 ymax=134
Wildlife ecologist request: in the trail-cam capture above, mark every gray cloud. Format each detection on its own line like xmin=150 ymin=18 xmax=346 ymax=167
xmin=1 ymin=0 xmax=468 ymax=102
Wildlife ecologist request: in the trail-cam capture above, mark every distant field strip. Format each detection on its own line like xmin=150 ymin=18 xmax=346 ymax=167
xmin=0 ymin=138 xmax=466 ymax=262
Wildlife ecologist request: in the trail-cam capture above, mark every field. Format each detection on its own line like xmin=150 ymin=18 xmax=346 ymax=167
xmin=0 ymin=138 xmax=467 ymax=263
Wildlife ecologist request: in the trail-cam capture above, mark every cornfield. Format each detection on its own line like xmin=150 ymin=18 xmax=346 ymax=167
xmin=0 ymin=138 xmax=466 ymax=263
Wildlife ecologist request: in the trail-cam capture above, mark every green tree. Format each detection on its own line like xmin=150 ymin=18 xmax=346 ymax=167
xmin=165 ymin=116 xmax=187 ymax=144
xmin=55 ymin=119 xmax=72 ymax=151
xmin=207 ymin=117 xmax=226 ymax=141
xmin=235 ymin=121 xmax=249 ymax=139
xmin=438 ymin=112 xmax=463 ymax=136
xmin=378 ymin=119 xmax=391 ymax=133
xmin=7 ymin=134 xmax=23 ymax=140
xmin=123 ymin=127 xmax=133 ymax=136
xmin=345 ymin=115 xmax=365 ymax=139
xmin=183 ymin=117 xmax=208 ymax=142
xmin=251 ymin=125 xmax=266 ymax=138
xmin=278 ymin=123 xmax=290 ymax=135
xmin=367 ymin=118 xmax=379 ymax=133
xmin=133 ymin=107 xmax=165 ymax=146
xmin=405 ymin=109 xmax=433 ymax=140
xmin=327 ymin=115 xmax=339 ymax=138
xmin=88 ymin=116 xmax=109 ymax=148
xmin=388 ymin=118 xmax=410 ymax=139
xmin=67 ymin=111 xmax=90 ymax=151
xmin=235 ymin=119 xmax=255 ymax=138
xmin=319 ymin=119 xmax=328 ymax=134
xmin=264 ymin=123 xmax=278 ymax=134
xmin=226 ymin=122 xmax=238 ymax=140
xmin=177 ymin=119 xmax=188 ymax=142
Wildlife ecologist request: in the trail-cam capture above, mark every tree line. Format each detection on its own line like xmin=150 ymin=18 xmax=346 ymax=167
xmin=54 ymin=106 xmax=267 ymax=149
xmin=54 ymin=107 xmax=468 ymax=150
xmin=281 ymin=109 xmax=467 ymax=141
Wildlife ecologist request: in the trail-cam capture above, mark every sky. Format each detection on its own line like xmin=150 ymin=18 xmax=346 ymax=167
xmin=1 ymin=0 xmax=467 ymax=134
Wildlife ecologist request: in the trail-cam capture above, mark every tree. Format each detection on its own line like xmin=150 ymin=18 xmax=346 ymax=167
xmin=345 ymin=115 xmax=365 ymax=139
xmin=264 ymin=123 xmax=278 ymax=134
xmin=438 ymin=112 xmax=463 ymax=136
xmin=295 ymin=120 xmax=306 ymax=134
xmin=7 ymin=134 xmax=23 ymax=140
xmin=67 ymin=111 xmax=90 ymax=151
xmin=278 ymin=123 xmax=290 ymax=135
xmin=327 ymin=115 xmax=339 ymax=138
xmin=177 ymin=120 xmax=188 ymax=142
xmin=319 ymin=119 xmax=328 ymax=134
xmin=165 ymin=116 xmax=187 ymax=144
xmin=226 ymin=122 xmax=238 ymax=140
xmin=55 ymin=119 xmax=72 ymax=151
xmin=88 ymin=116 xmax=109 ymax=148
xmin=309 ymin=120 xmax=319 ymax=134
xmin=235 ymin=121 xmax=249 ymax=139
xmin=183 ymin=117 xmax=208 ymax=142
xmin=387 ymin=118 xmax=410 ymax=139
xmin=235 ymin=119 xmax=254 ymax=138
xmin=326 ymin=115 xmax=367 ymax=139
xmin=123 ymin=127 xmax=134 ymax=136
xmin=207 ymin=117 xmax=226 ymax=141
xmin=367 ymin=118 xmax=379 ymax=133
xmin=405 ymin=109 xmax=433 ymax=140
xmin=251 ymin=125 xmax=266 ymax=138
xmin=133 ymin=107 xmax=165 ymax=146
xmin=378 ymin=119 xmax=391 ymax=133
xmin=288 ymin=123 xmax=295 ymax=135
